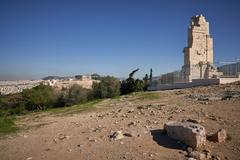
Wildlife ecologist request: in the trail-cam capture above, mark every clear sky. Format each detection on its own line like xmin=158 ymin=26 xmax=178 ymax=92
xmin=0 ymin=0 xmax=240 ymax=80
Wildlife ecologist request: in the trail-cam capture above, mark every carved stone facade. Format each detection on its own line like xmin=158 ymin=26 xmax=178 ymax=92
xmin=182 ymin=15 xmax=221 ymax=82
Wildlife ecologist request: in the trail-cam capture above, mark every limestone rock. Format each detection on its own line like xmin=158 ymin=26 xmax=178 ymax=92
xmin=110 ymin=131 xmax=124 ymax=140
xmin=207 ymin=129 xmax=227 ymax=143
xmin=58 ymin=134 xmax=70 ymax=140
xmin=164 ymin=121 xmax=206 ymax=149
xmin=188 ymin=151 xmax=206 ymax=160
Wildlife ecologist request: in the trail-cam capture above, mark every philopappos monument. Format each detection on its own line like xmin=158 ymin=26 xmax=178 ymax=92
xmin=181 ymin=14 xmax=221 ymax=82
xmin=148 ymin=14 xmax=240 ymax=91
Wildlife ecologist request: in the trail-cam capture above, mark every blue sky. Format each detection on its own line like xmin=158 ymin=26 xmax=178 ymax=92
xmin=0 ymin=0 xmax=240 ymax=80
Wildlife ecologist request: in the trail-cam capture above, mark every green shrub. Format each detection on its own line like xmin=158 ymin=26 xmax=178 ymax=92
xmin=92 ymin=76 xmax=120 ymax=98
xmin=0 ymin=117 xmax=17 ymax=135
xmin=67 ymin=84 xmax=90 ymax=105
xmin=8 ymin=103 xmax=27 ymax=115
xmin=22 ymin=84 xmax=58 ymax=111
xmin=54 ymin=92 xmax=68 ymax=107
xmin=0 ymin=94 xmax=23 ymax=110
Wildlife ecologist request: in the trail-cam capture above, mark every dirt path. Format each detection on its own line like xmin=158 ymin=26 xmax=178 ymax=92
xmin=0 ymin=85 xmax=240 ymax=160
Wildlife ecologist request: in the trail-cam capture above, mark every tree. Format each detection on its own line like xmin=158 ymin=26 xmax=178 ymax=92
xmin=129 ymin=68 xmax=139 ymax=78
xmin=134 ymin=79 xmax=144 ymax=92
xmin=91 ymin=73 xmax=101 ymax=80
xmin=67 ymin=84 xmax=90 ymax=105
xmin=150 ymin=68 xmax=153 ymax=82
xmin=92 ymin=76 xmax=120 ymax=98
xmin=120 ymin=68 xmax=145 ymax=95
xmin=143 ymin=74 xmax=149 ymax=91
xmin=22 ymin=84 xmax=58 ymax=111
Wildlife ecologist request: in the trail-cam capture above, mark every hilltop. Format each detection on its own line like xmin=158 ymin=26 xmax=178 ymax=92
xmin=0 ymin=82 xmax=239 ymax=160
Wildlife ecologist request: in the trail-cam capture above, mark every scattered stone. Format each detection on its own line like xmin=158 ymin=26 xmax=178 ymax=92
xmin=175 ymin=90 xmax=184 ymax=95
xmin=168 ymin=116 xmax=173 ymax=120
xmin=187 ymin=147 xmax=193 ymax=153
xmin=110 ymin=131 xmax=124 ymax=140
xmin=88 ymin=137 xmax=97 ymax=142
xmin=137 ymin=106 xmax=144 ymax=110
xmin=202 ymin=149 xmax=211 ymax=159
xmin=201 ymin=101 xmax=209 ymax=105
xmin=127 ymin=109 xmax=134 ymax=113
xmin=77 ymin=144 xmax=83 ymax=147
xmin=92 ymin=127 xmax=102 ymax=133
xmin=128 ymin=122 xmax=136 ymax=127
xmin=208 ymin=96 xmax=222 ymax=101
xmin=58 ymin=134 xmax=70 ymax=140
xmin=122 ymin=155 xmax=127 ymax=159
xmin=221 ymin=90 xmax=240 ymax=100
xmin=26 ymin=157 xmax=33 ymax=160
xmin=188 ymin=151 xmax=206 ymax=160
xmin=91 ymin=139 xmax=97 ymax=142
xmin=179 ymin=150 xmax=188 ymax=156
xmin=53 ymin=138 xmax=58 ymax=144
xmin=164 ymin=121 xmax=206 ymax=149
xmin=23 ymin=135 xmax=28 ymax=138
xmin=207 ymin=129 xmax=227 ymax=143
xmin=211 ymin=155 xmax=221 ymax=160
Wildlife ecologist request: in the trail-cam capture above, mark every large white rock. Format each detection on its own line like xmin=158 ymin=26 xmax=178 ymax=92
xmin=164 ymin=121 xmax=206 ymax=149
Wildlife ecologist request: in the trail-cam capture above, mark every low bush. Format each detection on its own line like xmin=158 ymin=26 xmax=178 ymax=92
xmin=22 ymin=84 xmax=58 ymax=111
xmin=92 ymin=76 xmax=120 ymax=98
xmin=66 ymin=84 xmax=91 ymax=106
xmin=0 ymin=116 xmax=17 ymax=135
xmin=0 ymin=76 xmax=121 ymax=115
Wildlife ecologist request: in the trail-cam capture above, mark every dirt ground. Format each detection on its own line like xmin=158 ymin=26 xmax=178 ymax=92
xmin=0 ymin=83 xmax=240 ymax=160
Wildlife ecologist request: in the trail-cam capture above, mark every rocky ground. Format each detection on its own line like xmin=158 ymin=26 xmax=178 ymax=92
xmin=0 ymin=82 xmax=240 ymax=160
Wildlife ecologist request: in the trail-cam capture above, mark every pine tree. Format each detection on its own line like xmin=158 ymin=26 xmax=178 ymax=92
xmin=150 ymin=68 xmax=153 ymax=82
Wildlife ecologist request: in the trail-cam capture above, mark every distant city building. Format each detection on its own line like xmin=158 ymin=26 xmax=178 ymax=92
xmin=75 ymin=75 xmax=92 ymax=81
xmin=0 ymin=80 xmax=42 ymax=95
xmin=44 ymin=75 xmax=96 ymax=90
xmin=0 ymin=75 xmax=97 ymax=95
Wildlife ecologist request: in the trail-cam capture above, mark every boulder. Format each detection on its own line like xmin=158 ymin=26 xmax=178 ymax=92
xmin=164 ymin=121 xmax=206 ymax=149
xmin=207 ymin=129 xmax=226 ymax=143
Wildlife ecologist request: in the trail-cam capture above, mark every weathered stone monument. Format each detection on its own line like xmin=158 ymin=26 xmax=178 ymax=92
xmin=148 ymin=14 xmax=240 ymax=91
xmin=181 ymin=14 xmax=220 ymax=82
